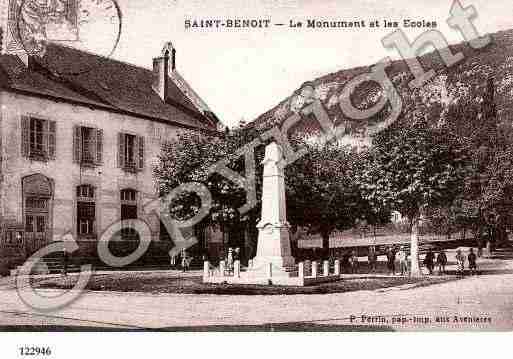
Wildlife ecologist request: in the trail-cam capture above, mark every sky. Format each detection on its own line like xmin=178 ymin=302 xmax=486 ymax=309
xmin=92 ymin=0 xmax=512 ymax=127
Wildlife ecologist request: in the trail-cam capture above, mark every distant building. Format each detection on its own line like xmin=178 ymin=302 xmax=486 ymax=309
xmin=0 ymin=15 xmax=220 ymax=269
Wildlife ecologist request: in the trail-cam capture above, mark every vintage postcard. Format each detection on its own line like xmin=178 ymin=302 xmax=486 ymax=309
xmin=0 ymin=0 xmax=512 ymax=351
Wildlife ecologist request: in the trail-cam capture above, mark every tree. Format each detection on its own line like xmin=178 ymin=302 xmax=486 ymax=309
xmin=442 ymin=77 xmax=509 ymax=250
xmin=285 ymin=141 xmax=370 ymax=257
xmin=153 ymin=126 xmax=263 ymax=258
xmin=359 ymin=119 xmax=468 ymax=276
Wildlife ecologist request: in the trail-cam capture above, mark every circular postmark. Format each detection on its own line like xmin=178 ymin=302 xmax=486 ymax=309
xmin=10 ymin=0 xmax=122 ymax=75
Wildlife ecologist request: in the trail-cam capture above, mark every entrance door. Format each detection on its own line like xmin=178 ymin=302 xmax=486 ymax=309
xmin=22 ymin=174 xmax=53 ymax=256
xmin=25 ymin=197 xmax=50 ymax=254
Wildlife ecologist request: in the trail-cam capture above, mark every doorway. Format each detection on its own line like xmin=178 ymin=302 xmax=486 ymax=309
xmin=23 ymin=175 xmax=53 ymax=255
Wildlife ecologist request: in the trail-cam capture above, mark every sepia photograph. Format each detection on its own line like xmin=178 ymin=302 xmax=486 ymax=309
xmin=0 ymin=0 xmax=512 ymax=355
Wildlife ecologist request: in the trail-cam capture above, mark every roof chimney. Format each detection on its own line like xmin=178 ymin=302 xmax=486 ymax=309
xmin=152 ymin=52 xmax=169 ymax=100
xmin=152 ymin=42 xmax=176 ymax=100
xmin=171 ymin=47 xmax=176 ymax=71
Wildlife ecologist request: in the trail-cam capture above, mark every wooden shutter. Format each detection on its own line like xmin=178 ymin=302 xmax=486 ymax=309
xmin=137 ymin=136 xmax=144 ymax=171
xmin=95 ymin=129 xmax=103 ymax=165
xmin=73 ymin=126 xmax=82 ymax=163
xmin=42 ymin=120 xmax=49 ymax=159
xmin=21 ymin=116 xmax=30 ymax=157
xmin=47 ymin=121 xmax=56 ymax=159
xmin=118 ymin=133 xmax=125 ymax=168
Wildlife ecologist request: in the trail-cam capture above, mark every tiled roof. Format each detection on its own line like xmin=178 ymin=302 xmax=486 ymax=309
xmin=0 ymin=43 xmax=220 ymax=132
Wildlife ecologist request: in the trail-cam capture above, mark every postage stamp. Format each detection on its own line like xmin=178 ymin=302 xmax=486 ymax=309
xmin=0 ymin=0 xmax=511 ymax=356
xmin=6 ymin=0 xmax=121 ymax=72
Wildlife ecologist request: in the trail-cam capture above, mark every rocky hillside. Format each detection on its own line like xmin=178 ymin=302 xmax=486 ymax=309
xmin=250 ymin=28 xmax=513 ymax=140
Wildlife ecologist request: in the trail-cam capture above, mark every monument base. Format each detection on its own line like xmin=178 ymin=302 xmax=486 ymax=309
xmin=202 ymin=260 xmax=342 ymax=287
xmin=250 ymin=255 xmax=296 ymax=274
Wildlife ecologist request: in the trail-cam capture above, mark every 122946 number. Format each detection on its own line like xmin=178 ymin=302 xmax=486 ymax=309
xmin=19 ymin=347 xmax=52 ymax=356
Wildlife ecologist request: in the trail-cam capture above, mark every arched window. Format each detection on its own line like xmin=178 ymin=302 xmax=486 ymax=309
xmin=77 ymin=185 xmax=96 ymax=237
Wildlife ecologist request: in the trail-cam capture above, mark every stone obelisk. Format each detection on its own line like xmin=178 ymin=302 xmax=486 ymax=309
xmin=251 ymin=142 xmax=295 ymax=274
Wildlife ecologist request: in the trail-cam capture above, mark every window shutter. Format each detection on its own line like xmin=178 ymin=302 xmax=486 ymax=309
xmin=118 ymin=133 xmax=125 ymax=168
xmin=137 ymin=136 xmax=144 ymax=171
xmin=21 ymin=116 xmax=30 ymax=157
xmin=73 ymin=126 xmax=82 ymax=163
xmin=47 ymin=121 xmax=56 ymax=159
xmin=96 ymin=129 xmax=103 ymax=165
xmin=42 ymin=120 xmax=49 ymax=159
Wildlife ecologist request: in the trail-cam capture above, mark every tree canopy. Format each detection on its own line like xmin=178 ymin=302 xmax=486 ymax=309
xmin=359 ymin=119 xmax=468 ymax=220
xmin=154 ymin=127 xmax=374 ymax=255
xmin=358 ymin=119 xmax=468 ymax=275
xmin=285 ymin=140 xmax=374 ymax=251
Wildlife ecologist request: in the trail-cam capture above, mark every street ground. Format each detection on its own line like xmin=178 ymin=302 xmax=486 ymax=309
xmin=0 ymin=248 xmax=511 ymax=331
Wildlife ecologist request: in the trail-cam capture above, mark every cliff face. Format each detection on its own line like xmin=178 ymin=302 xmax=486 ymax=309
xmin=250 ymin=29 xmax=513 ymax=141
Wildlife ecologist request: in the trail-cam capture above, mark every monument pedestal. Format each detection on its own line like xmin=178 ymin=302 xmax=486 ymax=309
xmin=250 ymin=224 xmax=295 ymax=274
xmin=203 ymin=142 xmax=340 ymax=286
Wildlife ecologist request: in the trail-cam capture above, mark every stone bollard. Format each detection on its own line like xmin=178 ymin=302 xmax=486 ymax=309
xmin=298 ymin=262 xmax=304 ymax=279
xmin=334 ymin=259 xmax=340 ymax=275
xmin=219 ymin=260 xmax=226 ymax=276
xmin=267 ymin=262 xmax=273 ymax=279
xmin=234 ymin=260 xmax=241 ymax=278
xmin=312 ymin=261 xmax=318 ymax=277
xmin=203 ymin=261 xmax=210 ymax=278
xmin=323 ymin=260 xmax=329 ymax=276
xmin=305 ymin=260 xmax=311 ymax=276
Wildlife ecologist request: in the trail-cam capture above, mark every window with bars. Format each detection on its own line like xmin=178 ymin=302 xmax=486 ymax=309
xmin=118 ymin=133 xmax=144 ymax=172
xmin=120 ymin=189 xmax=138 ymax=240
xmin=21 ymin=117 xmax=56 ymax=161
xmin=120 ymin=189 xmax=138 ymax=220
xmin=73 ymin=126 xmax=103 ymax=166
xmin=77 ymin=185 xmax=96 ymax=237
xmin=120 ymin=189 xmax=137 ymax=202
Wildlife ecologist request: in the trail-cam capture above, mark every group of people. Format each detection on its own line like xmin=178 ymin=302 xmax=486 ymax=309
xmin=455 ymin=248 xmax=478 ymax=275
xmin=384 ymin=246 xmax=411 ymax=275
xmin=422 ymin=248 xmax=448 ymax=275
xmin=382 ymin=246 xmax=478 ymax=276
xmin=339 ymin=250 xmax=360 ymax=273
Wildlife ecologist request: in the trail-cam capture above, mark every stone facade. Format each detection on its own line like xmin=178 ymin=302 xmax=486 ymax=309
xmin=0 ymin=40 xmax=220 ymax=270
xmin=0 ymin=90 xmax=194 ymax=262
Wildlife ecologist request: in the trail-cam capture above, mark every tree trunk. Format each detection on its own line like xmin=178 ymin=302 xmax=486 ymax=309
xmin=221 ymin=224 xmax=226 ymax=258
xmin=410 ymin=215 xmax=422 ymax=277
